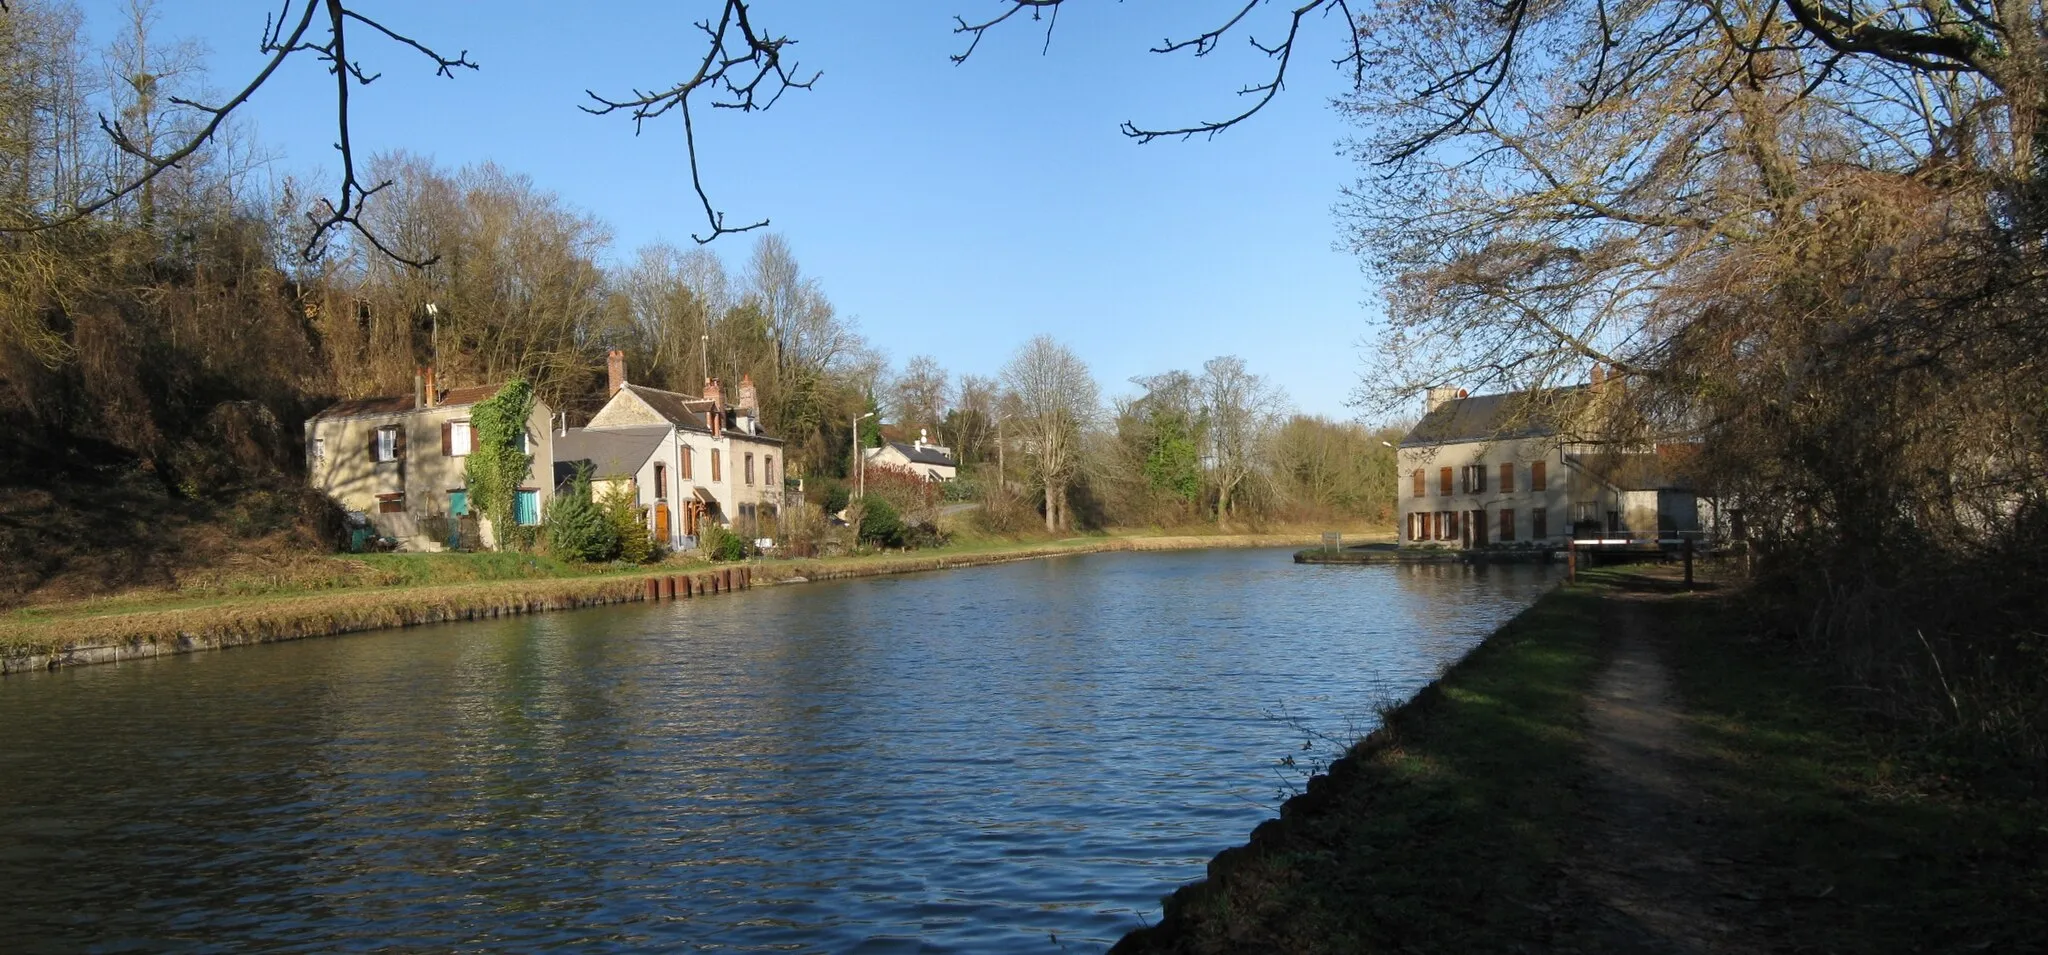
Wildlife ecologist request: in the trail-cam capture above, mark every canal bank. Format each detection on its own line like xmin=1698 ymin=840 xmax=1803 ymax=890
xmin=1110 ymin=567 xmax=2048 ymax=954
xmin=1 ymin=531 xmax=1359 ymax=675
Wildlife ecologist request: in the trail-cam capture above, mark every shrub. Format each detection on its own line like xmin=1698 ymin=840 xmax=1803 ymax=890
xmin=814 ymin=477 xmax=851 ymax=516
xmin=598 ymin=483 xmax=655 ymax=563
xmin=857 ymin=496 xmax=904 ymax=548
xmin=903 ymin=520 xmax=947 ymax=550
xmin=701 ymin=523 xmax=750 ymax=561
xmin=545 ymin=466 xmax=618 ymax=562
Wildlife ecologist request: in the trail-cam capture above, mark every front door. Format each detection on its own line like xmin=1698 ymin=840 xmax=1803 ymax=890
xmin=1471 ymin=509 xmax=1489 ymax=546
xmin=654 ymin=503 xmax=671 ymax=545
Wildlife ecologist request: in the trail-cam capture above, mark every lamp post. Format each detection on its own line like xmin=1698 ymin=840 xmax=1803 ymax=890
xmin=853 ymin=410 xmax=875 ymax=500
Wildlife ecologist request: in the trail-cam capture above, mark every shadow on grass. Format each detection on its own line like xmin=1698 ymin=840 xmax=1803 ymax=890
xmin=1654 ymin=593 xmax=2048 ymax=953
xmin=1112 ymin=586 xmax=1608 ymax=954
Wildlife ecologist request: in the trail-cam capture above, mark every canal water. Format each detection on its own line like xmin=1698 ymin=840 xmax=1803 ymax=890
xmin=0 ymin=549 xmax=1554 ymax=953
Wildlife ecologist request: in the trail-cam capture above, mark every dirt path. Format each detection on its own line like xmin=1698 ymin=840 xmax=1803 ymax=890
xmin=1553 ymin=595 xmax=1762 ymax=954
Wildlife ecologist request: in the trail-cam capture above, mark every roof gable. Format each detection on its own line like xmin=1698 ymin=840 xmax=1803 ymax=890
xmin=1399 ymin=386 xmax=1584 ymax=447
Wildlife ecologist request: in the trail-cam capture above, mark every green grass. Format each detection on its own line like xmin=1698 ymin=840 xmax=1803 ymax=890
xmin=1115 ymin=583 xmax=1606 ymax=953
xmin=1660 ymin=591 xmax=2048 ymax=952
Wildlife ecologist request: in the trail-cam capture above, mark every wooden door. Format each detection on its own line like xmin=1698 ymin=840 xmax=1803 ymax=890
xmin=654 ymin=503 xmax=671 ymax=544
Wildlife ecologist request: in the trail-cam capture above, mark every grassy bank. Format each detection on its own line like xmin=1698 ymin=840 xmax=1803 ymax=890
xmin=1 ymin=527 xmax=1370 ymax=671
xmin=1113 ymin=570 xmax=2048 ymax=953
xmin=1113 ymin=581 xmax=1607 ymax=952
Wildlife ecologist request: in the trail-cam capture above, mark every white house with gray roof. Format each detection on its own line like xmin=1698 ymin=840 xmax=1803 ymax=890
xmin=1396 ymin=372 xmax=1709 ymax=548
xmin=864 ymin=429 xmax=957 ymax=482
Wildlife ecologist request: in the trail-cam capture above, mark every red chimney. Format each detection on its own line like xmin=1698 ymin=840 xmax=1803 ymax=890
xmin=738 ymin=373 xmax=759 ymax=416
xmin=607 ymin=349 xmax=626 ymax=397
xmin=703 ymin=376 xmax=724 ymax=411
xmin=423 ymin=366 xmax=437 ymax=408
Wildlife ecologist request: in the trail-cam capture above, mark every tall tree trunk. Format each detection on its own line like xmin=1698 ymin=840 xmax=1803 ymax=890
xmin=1044 ymin=479 xmax=1057 ymax=532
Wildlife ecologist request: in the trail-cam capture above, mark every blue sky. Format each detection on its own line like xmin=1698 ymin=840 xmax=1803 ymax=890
xmin=94 ymin=1 xmax=1385 ymax=420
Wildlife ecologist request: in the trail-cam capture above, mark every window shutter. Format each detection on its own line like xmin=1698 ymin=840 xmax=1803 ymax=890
xmin=1501 ymin=463 xmax=1514 ymax=492
xmin=368 ymin=429 xmax=380 ymax=461
xmin=1500 ymin=508 xmax=1514 ymax=541
xmin=1440 ymin=467 xmax=1452 ymax=495
xmin=1532 ymin=461 xmax=1546 ymax=491
xmin=442 ymin=421 xmax=453 ymax=456
xmin=393 ymin=426 xmax=407 ymax=459
xmin=1413 ymin=469 xmax=1424 ymax=497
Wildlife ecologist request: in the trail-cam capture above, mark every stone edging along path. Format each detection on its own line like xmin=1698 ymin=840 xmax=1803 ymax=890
xmin=0 ymin=533 xmax=1340 ymax=677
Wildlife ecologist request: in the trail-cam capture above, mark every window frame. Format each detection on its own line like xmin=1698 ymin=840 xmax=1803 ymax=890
xmin=653 ymin=462 xmax=668 ymax=501
xmin=374 ymin=425 xmax=400 ymax=463
xmin=745 ymin=452 xmax=755 ymax=486
xmin=449 ymin=419 xmax=474 ymax=457
xmin=711 ymin=448 xmax=722 ymax=482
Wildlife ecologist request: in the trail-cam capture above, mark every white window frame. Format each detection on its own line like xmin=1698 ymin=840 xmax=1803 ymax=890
xmin=374 ymin=426 xmax=399 ymax=462
xmin=449 ymin=419 xmax=474 ymax=456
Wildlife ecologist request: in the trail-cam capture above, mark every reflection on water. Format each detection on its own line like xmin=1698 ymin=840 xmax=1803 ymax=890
xmin=0 ymin=549 xmax=1553 ymax=953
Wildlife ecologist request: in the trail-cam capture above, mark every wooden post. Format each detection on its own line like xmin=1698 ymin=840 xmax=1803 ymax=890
xmin=645 ymin=577 xmax=660 ymax=601
xmin=721 ymin=567 xmax=734 ymax=592
xmin=1683 ymin=536 xmax=1695 ymax=590
xmin=663 ymin=575 xmax=677 ymax=599
xmin=1567 ymin=541 xmax=1577 ymax=584
xmin=681 ymin=575 xmax=694 ymax=597
xmin=741 ymin=567 xmax=751 ymax=589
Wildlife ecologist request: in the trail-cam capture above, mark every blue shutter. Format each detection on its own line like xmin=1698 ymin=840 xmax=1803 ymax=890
xmin=515 ymin=490 xmax=539 ymax=525
xmin=448 ymin=489 xmax=467 ymax=516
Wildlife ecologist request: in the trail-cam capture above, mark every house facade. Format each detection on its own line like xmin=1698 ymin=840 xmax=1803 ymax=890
xmin=1396 ymin=376 xmax=1709 ymax=548
xmin=578 ymin=351 xmax=788 ymax=547
xmin=865 ymin=429 xmax=957 ymax=482
xmin=306 ymin=373 xmax=555 ymax=550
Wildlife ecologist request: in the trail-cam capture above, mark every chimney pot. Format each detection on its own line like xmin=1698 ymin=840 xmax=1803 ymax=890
xmin=607 ymin=349 xmax=627 ymax=398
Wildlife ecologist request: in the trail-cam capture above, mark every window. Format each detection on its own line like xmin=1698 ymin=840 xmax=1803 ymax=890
xmin=1439 ymin=467 xmax=1453 ymax=496
xmin=516 ymin=429 xmax=531 ymax=454
xmin=311 ymin=438 xmax=326 ymax=465
xmin=376 ymin=492 xmax=404 ymax=513
xmin=449 ymin=489 xmax=468 ymax=516
xmin=444 ymin=419 xmax=473 ymax=456
xmin=766 ymin=455 xmax=776 ymax=488
xmin=745 ymin=452 xmax=755 ymax=486
xmin=711 ymin=449 xmax=722 ymax=482
xmin=1500 ymin=462 xmax=1515 ymax=493
xmin=681 ymin=447 xmax=694 ymax=480
xmin=1499 ymin=508 xmax=1515 ymax=541
xmin=1461 ymin=464 xmax=1486 ymax=494
xmin=1412 ymin=468 xmax=1424 ymax=498
xmin=515 ymin=489 xmax=540 ymax=526
xmin=372 ymin=425 xmax=403 ymax=462
xmin=1532 ymin=507 xmax=1548 ymax=539
xmin=1531 ymin=460 xmax=1547 ymax=491
xmin=654 ymin=463 xmax=668 ymax=501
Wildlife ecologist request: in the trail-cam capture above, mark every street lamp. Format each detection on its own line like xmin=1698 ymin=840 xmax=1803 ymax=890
xmin=853 ymin=410 xmax=876 ymax=500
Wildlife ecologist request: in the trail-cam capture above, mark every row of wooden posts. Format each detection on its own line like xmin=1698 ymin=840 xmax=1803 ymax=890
xmin=644 ymin=566 xmax=753 ymax=602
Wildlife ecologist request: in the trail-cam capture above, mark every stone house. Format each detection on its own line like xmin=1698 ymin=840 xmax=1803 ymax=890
xmin=577 ymin=350 xmax=788 ymax=546
xmin=1396 ymin=373 xmax=1710 ymax=548
xmin=306 ymin=372 xmax=555 ymax=550
xmin=864 ymin=429 xmax=958 ymax=482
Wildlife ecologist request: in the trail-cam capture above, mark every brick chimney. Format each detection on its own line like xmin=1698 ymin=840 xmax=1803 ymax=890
xmin=423 ymin=366 xmax=437 ymax=408
xmin=703 ymin=376 xmax=724 ymax=412
xmin=1425 ymin=385 xmax=1462 ymax=414
xmin=607 ymin=349 xmax=627 ymax=397
xmin=738 ymin=373 xmax=760 ymax=416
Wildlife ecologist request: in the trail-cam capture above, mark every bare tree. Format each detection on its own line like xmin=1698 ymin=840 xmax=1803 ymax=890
xmin=891 ymin=354 xmax=951 ymax=438
xmin=1199 ymin=355 xmax=1287 ymax=524
xmin=1000 ymin=334 xmax=1098 ymax=532
xmin=0 ymin=1 xmax=1361 ymax=258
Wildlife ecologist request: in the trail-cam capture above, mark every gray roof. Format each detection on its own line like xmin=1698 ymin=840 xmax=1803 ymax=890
xmin=1399 ymin=386 xmax=1585 ymax=448
xmin=552 ymin=426 xmax=667 ymax=486
xmin=883 ymin=440 xmax=956 ymax=468
xmin=618 ymin=384 xmax=714 ymax=432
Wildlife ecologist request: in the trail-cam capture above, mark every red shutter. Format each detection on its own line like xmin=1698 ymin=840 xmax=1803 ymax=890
xmin=441 ymin=421 xmax=453 ymax=456
xmin=1500 ymin=508 xmax=1514 ymax=541
xmin=1412 ymin=469 xmax=1423 ymax=497
xmin=1532 ymin=461 xmax=1547 ymax=491
xmin=1501 ymin=463 xmax=1514 ymax=493
xmin=1439 ymin=467 xmax=1452 ymax=495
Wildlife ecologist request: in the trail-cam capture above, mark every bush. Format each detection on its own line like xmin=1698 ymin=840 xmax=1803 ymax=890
xmin=701 ymin=523 xmax=750 ymax=561
xmin=903 ymin=520 xmax=947 ymax=550
xmin=857 ymin=497 xmax=904 ymax=548
xmin=815 ymin=477 xmax=851 ymax=516
xmin=599 ymin=483 xmax=656 ymax=563
xmin=545 ymin=467 xmax=618 ymax=562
